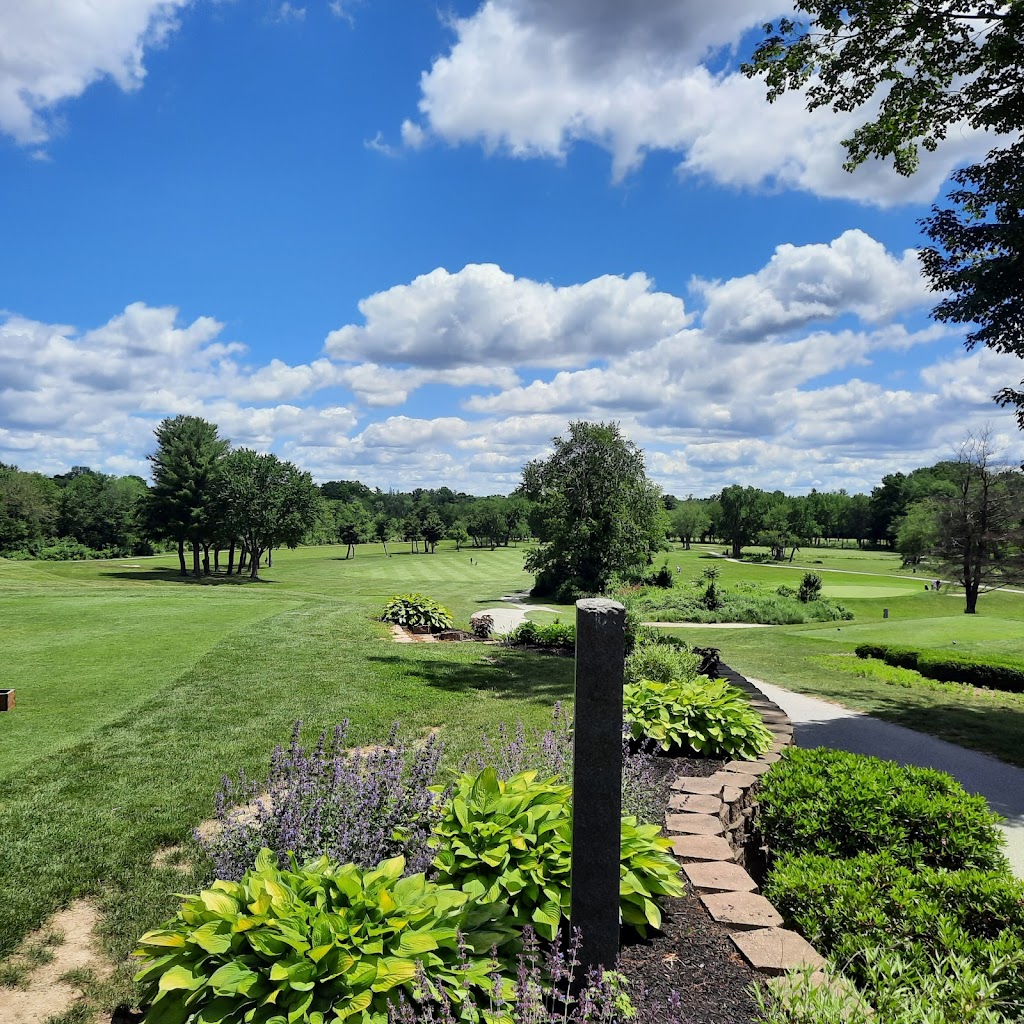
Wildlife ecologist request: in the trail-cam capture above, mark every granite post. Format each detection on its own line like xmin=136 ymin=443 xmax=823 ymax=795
xmin=570 ymin=597 xmax=626 ymax=976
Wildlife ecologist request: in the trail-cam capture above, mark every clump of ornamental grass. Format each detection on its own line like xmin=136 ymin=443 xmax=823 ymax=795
xmin=198 ymin=719 xmax=444 ymax=881
xmin=389 ymin=926 xmax=636 ymax=1024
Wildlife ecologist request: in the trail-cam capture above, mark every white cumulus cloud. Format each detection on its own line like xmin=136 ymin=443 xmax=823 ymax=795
xmin=0 ymin=0 xmax=188 ymax=145
xmin=407 ymin=1 xmax=990 ymax=206
xmin=324 ymin=263 xmax=689 ymax=370
xmin=695 ymin=230 xmax=933 ymax=342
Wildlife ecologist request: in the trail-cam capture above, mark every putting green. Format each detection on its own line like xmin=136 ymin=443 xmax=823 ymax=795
xmin=822 ymin=585 xmax=922 ymax=599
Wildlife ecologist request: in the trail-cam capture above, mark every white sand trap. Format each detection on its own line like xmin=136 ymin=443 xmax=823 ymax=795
xmin=475 ymin=602 xmax=561 ymax=634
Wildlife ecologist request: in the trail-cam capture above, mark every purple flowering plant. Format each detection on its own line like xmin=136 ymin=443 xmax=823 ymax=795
xmin=388 ymin=926 xmax=636 ymax=1024
xmin=198 ymin=719 xmax=445 ymax=881
xmin=472 ymin=703 xmax=660 ymax=826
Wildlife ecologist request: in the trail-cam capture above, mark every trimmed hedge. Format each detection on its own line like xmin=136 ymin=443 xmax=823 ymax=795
xmin=855 ymin=643 xmax=1024 ymax=694
xmin=764 ymin=851 xmax=1024 ymax=1011
xmin=757 ymin=747 xmax=1006 ymax=871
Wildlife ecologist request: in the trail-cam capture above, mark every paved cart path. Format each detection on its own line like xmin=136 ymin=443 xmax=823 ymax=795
xmin=752 ymin=678 xmax=1024 ymax=879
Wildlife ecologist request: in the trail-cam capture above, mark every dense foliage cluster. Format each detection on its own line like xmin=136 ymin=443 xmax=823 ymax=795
xmin=141 ymin=689 xmax=696 ymax=1024
xmin=430 ymin=768 xmax=683 ymax=941
xmin=380 ymin=594 xmax=455 ymax=633
xmin=135 ymin=850 xmax=518 ymax=1024
xmin=199 ymin=721 xmax=444 ymax=881
xmin=765 ymin=852 xmax=1024 ymax=1010
xmin=501 ymin=620 xmax=576 ymax=649
xmin=758 ymin=747 xmax=1005 ymax=871
xmin=758 ymin=748 xmax=1023 ymax=1022
xmin=619 ymin=575 xmax=852 ymax=626
xmin=855 ymin=644 xmax=1024 ymax=695
xmin=623 ymin=677 xmax=773 ymax=759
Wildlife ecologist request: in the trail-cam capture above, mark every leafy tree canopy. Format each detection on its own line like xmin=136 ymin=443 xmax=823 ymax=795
xmin=519 ymin=421 xmax=665 ymax=598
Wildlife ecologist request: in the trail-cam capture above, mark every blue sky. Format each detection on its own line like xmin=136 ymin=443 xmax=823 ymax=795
xmin=1 ymin=0 xmax=1021 ymax=496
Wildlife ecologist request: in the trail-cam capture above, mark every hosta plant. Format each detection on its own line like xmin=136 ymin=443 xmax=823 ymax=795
xmin=134 ymin=849 xmax=516 ymax=1024
xmin=429 ymin=768 xmax=683 ymax=940
xmin=623 ymin=676 xmax=773 ymax=759
xmin=381 ymin=594 xmax=454 ymax=633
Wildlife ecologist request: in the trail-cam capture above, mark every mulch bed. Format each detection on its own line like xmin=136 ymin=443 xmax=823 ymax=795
xmin=616 ymin=754 xmax=762 ymax=1024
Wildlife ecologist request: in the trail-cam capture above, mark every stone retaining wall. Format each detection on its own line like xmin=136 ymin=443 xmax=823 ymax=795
xmin=664 ymin=665 xmax=828 ymax=979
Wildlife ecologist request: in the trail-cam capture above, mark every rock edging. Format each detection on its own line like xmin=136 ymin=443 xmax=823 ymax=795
xmin=664 ymin=665 xmax=827 ymax=978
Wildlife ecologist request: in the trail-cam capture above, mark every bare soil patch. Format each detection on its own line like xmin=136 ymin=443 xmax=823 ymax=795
xmin=0 ymin=900 xmax=111 ymax=1024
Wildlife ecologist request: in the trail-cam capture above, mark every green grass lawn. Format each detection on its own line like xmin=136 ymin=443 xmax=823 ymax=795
xmin=3 ymin=537 xmax=1024 ymax=1016
xmin=646 ymin=545 xmax=1024 ymax=766
xmin=0 ymin=542 xmax=572 ymax=1004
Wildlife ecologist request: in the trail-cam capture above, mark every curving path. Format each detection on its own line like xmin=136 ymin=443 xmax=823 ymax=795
xmin=751 ymin=677 xmax=1024 ymax=879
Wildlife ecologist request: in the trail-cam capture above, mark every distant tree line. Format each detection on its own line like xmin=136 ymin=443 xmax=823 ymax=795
xmin=3 ymin=418 xmax=1020 ymax=596
xmin=320 ymin=480 xmax=533 ymax=560
xmin=661 ymin=467 xmax=990 ymax=559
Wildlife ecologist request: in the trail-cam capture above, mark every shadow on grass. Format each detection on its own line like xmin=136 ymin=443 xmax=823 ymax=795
xmin=99 ymin=567 xmax=274 ymax=585
xmin=364 ymin=648 xmax=574 ymax=704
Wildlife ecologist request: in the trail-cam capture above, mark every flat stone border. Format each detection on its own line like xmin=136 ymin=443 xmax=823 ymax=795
xmin=664 ymin=665 xmax=832 ymax=978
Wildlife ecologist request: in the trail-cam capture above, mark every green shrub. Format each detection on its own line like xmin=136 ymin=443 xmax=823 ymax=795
xmin=502 ymin=620 xmax=575 ymax=649
xmin=755 ymin=951 xmax=1024 ymax=1024
xmin=429 ymin=768 xmax=683 ymax=940
xmin=623 ymin=676 xmax=773 ymax=759
xmin=815 ymin=654 xmax=1017 ymax=701
xmin=764 ymin=852 xmax=1024 ymax=1013
xmin=757 ymin=748 xmax=1006 ymax=870
xmin=619 ymin=584 xmax=852 ymax=625
xmin=624 ymin=638 xmax=702 ymax=687
xmin=134 ymin=849 xmax=516 ymax=1024
xmin=381 ymin=594 xmax=454 ymax=632
xmin=797 ymin=572 xmax=822 ymax=603
xmin=854 ymin=644 xmax=1024 ymax=695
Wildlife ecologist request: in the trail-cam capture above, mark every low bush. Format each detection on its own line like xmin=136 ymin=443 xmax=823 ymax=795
xmin=623 ymin=676 xmax=773 ymax=759
xmin=381 ymin=594 xmax=454 ymax=633
xmin=755 ymin=951 xmax=1024 ymax=1024
xmin=621 ymin=584 xmax=852 ymax=625
xmin=757 ymin=747 xmax=1006 ymax=871
xmin=429 ymin=768 xmax=683 ymax=940
xmin=815 ymin=654 xmax=1020 ymax=703
xmin=199 ymin=720 xmax=444 ymax=881
xmin=469 ymin=613 xmax=494 ymax=639
xmin=855 ymin=644 xmax=1024 ymax=695
xmin=797 ymin=572 xmax=822 ymax=603
xmin=624 ymin=638 xmax=702 ymax=687
xmin=764 ymin=852 xmax=1024 ymax=1014
xmin=502 ymin=620 xmax=575 ymax=649
xmin=134 ymin=849 xmax=517 ymax=1024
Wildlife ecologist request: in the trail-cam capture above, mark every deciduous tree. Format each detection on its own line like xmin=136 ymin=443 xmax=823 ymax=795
xmin=519 ymin=421 xmax=665 ymax=598
xmin=143 ymin=416 xmax=229 ymax=576
xmin=220 ymin=449 xmax=321 ymax=579
xmin=931 ymin=431 xmax=1024 ymax=613
xmin=718 ymin=485 xmax=767 ymax=558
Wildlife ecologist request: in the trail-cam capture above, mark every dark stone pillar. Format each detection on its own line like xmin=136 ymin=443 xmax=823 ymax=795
xmin=570 ymin=597 xmax=626 ymax=976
